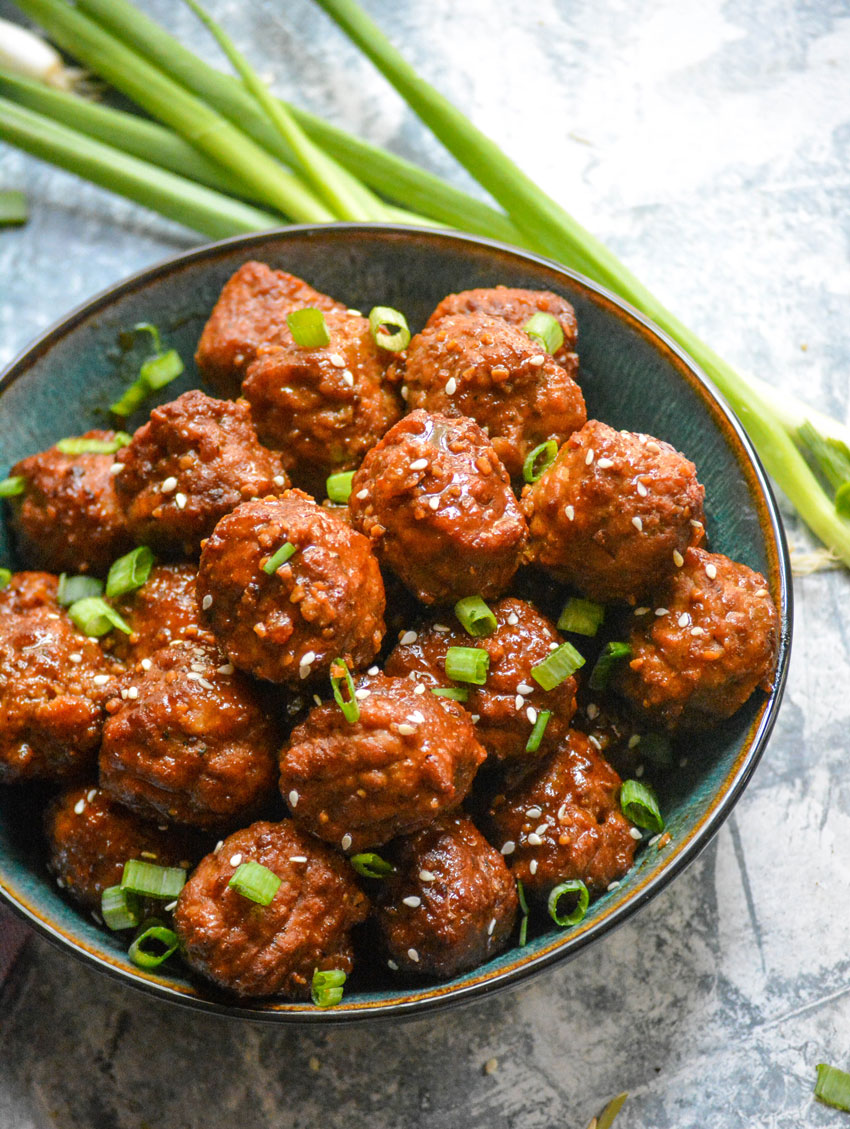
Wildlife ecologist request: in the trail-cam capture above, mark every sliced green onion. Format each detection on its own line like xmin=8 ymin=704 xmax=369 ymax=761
xmin=0 ymin=475 xmax=25 ymax=497
xmin=444 ymin=646 xmax=490 ymax=685
xmin=57 ymin=573 xmax=104 ymax=606
xmin=120 ymin=859 xmax=186 ymax=900
xmin=557 ymin=597 xmax=605 ymax=637
xmin=350 ymin=852 xmax=395 ymax=879
xmin=228 ymin=860 xmax=281 ymax=906
xmin=453 ymin=595 xmax=497 ymax=637
xmin=638 ymin=732 xmax=673 ymax=767
xmin=330 ymin=658 xmax=360 ymax=723
xmin=431 ymin=685 xmax=470 ymax=702
xmin=68 ymin=596 xmax=132 ymax=637
xmin=588 ymin=642 xmax=632 ymax=692
xmin=110 ymin=323 xmax=184 ymax=417
xmin=105 ymin=545 xmax=154 ymax=598
xmin=516 ymin=878 xmax=529 ymax=916
xmin=55 ymin=432 xmax=132 ymax=456
xmin=531 ymin=641 xmax=585 ymax=691
xmin=547 ymin=879 xmax=589 ymax=927
xmin=620 ymin=779 xmax=663 ymax=834
xmin=0 ymin=569 xmax=11 ymax=590
xmin=523 ymin=312 xmax=564 ymax=355
xmin=525 ymin=709 xmax=551 ymax=754
xmin=0 ymin=188 xmax=28 ymax=227
xmin=140 ymin=348 xmax=183 ymax=390
xmin=311 ymin=967 xmax=347 ymax=1009
xmin=287 ymin=307 xmax=330 ymax=348
xmin=368 ymin=305 xmax=411 ymax=352
xmin=814 ymin=1064 xmax=850 ymax=1112
xmin=522 ymin=439 xmax=558 ymax=483
xmin=100 ymin=884 xmax=141 ymax=931
xmin=326 ymin=471 xmax=355 ymax=503
xmin=518 ymin=914 xmax=528 ymax=947
xmin=596 ymin=1092 xmax=629 ymax=1129
xmin=262 ymin=541 xmax=296 ymax=575
xmin=128 ymin=921 xmax=180 ymax=969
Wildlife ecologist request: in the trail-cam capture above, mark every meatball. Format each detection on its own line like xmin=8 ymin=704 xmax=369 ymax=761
xmin=110 ymin=564 xmax=207 ymax=663
xmin=375 ymin=814 xmax=517 ymax=978
xmin=348 ymin=410 xmax=527 ymax=604
xmin=242 ymin=310 xmax=402 ymax=494
xmin=616 ymin=547 xmax=779 ymax=731
xmin=195 ymin=260 xmax=346 ymax=398
xmin=280 ymin=675 xmax=486 ymax=852
xmin=7 ymin=430 xmax=133 ymax=575
xmin=486 ymin=729 xmax=637 ymax=897
xmin=99 ymin=641 xmax=279 ymax=829
xmin=113 ymin=390 xmax=288 ymax=557
xmin=44 ymin=784 xmax=197 ymax=912
xmin=197 ymin=492 xmax=385 ymax=685
xmin=399 ymin=313 xmax=586 ymax=478
xmin=0 ymin=573 xmax=121 ymax=783
xmin=385 ymin=598 xmax=577 ymax=769
xmin=174 ymin=819 xmax=370 ymax=998
xmin=426 ymin=285 xmax=579 ymax=373
xmin=522 ymin=419 xmax=706 ymax=603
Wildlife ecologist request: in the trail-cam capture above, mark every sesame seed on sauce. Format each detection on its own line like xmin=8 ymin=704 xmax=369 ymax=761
xmin=586 ymin=702 xmax=600 ymax=720
xmin=632 ymin=516 xmax=643 ymax=532
xmin=73 ymin=799 xmax=86 ymax=815
xmin=585 ymin=448 xmax=595 ymax=466
xmin=705 ymin=563 xmax=718 ymax=580
xmin=648 ymin=833 xmax=661 ymax=847
xmin=273 ymin=475 xmax=285 ymax=487
xmin=526 ymin=706 xmax=538 ymax=724
xmin=529 ymin=354 xmax=545 ymax=367
xmin=487 ymin=918 xmax=496 ymax=936
xmin=645 ymin=441 xmax=661 ymax=453
xmin=400 ymin=630 xmax=418 ymax=645
xmin=517 ymin=682 xmax=534 ymax=695
xmin=434 ymin=624 xmax=450 ymax=633
xmin=69 ymin=652 xmax=82 ymax=663
xmin=507 ymin=612 xmax=519 ymax=626
xmin=548 ymin=641 xmax=559 ymax=651
xmin=202 ymin=594 xmax=213 ymax=611
xmin=629 ymin=827 xmax=642 ymax=840
xmin=387 ymin=959 xmax=399 ymax=970
xmin=403 ymin=896 xmax=422 ymax=908
xmin=527 ymin=833 xmax=542 ymax=846
xmin=175 ymin=492 xmax=187 ymax=510
xmin=526 ymin=806 xmax=543 ymax=820
xmin=161 ymin=476 xmax=178 ymax=494
xmin=673 ymin=550 xmax=685 ymax=567
xmin=87 ymin=788 xmax=97 ymax=803
xmin=677 ymin=613 xmax=691 ymax=627
xmin=690 ymin=518 xmax=703 ymax=528
xmin=588 ymin=735 xmax=602 ymax=750
xmin=636 ymin=481 xmax=648 ymax=497
xmin=565 ymin=505 xmax=575 ymax=522
xmin=407 ymin=948 xmax=420 ymax=963
xmin=514 ymin=695 xmax=524 ymax=711
xmin=288 ymin=790 xmax=300 ymax=808
xmin=655 ymin=607 xmax=668 ymax=616
xmin=410 ymin=458 xmax=428 ymax=471
xmin=529 ymin=859 xmax=538 ymax=875
xmin=500 ymin=840 xmax=516 ymax=855
xmin=607 ymin=881 xmax=620 ymax=892
xmin=290 ymin=856 xmax=308 ymax=863
xmin=408 ymin=710 xmax=425 ymax=724
xmin=217 ymin=663 xmax=234 ymax=675
xmin=368 ymin=666 xmax=380 ymax=676
xmin=328 ymin=353 xmax=345 ymax=367
xmin=400 ymin=386 xmax=409 ymax=401
xmin=313 ymin=694 xmax=323 ymax=707
xmin=470 ymin=714 xmax=480 ymax=724
xmin=428 ymin=496 xmax=440 ymax=510
xmin=413 ymin=684 xmax=426 ymax=696
xmin=110 ymin=463 xmax=124 ymax=476
xmin=341 ymin=834 xmax=353 ymax=851
xmin=398 ymin=723 xmax=416 ymax=736
xmin=690 ymin=626 xmax=705 ymax=636
xmin=341 ymin=370 xmax=354 ymax=387
xmin=93 ymin=674 xmax=110 ymax=686
xmin=230 ymin=853 xmax=243 ymax=867
xmin=596 ymin=457 xmax=614 ymax=469
xmin=355 ymin=488 xmax=369 ymax=500
xmin=214 ymin=840 xmax=223 ymax=853
xmin=444 ymin=377 xmax=458 ymax=395
xmin=419 ymin=869 xmax=436 ymax=882
xmin=755 ymin=588 xmax=769 ymax=597
xmin=355 ymin=688 xmax=371 ymax=700
xmin=628 ymin=734 xmax=641 ymax=749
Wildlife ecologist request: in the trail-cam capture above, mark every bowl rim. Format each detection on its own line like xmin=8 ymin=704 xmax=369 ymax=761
xmin=0 ymin=222 xmax=792 ymax=1024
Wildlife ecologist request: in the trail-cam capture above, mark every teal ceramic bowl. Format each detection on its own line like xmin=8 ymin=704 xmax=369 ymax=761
xmin=0 ymin=225 xmax=791 ymax=1022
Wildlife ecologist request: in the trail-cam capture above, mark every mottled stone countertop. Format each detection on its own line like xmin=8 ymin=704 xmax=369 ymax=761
xmin=1 ymin=1 xmax=848 ymax=1125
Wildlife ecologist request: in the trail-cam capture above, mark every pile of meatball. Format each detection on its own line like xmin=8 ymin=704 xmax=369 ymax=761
xmin=0 ymin=261 xmax=779 ymax=1002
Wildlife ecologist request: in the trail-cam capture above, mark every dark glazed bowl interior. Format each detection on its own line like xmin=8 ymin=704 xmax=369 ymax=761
xmin=0 ymin=225 xmax=791 ymax=1022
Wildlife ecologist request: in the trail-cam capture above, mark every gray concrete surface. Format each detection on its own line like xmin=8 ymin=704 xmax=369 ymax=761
xmin=1 ymin=0 xmax=849 ymax=1125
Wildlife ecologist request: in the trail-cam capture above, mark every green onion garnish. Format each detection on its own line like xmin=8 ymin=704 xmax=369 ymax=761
xmin=523 ymin=311 xmax=564 ymax=355
xmin=516 ymin=878 xmax=529 ymax=916
xmin=140 ymin=348 xmax=183 ymax=390
xmin=57 ymin=573 xmax=104 ymax=606
xmin=228 ymin=860 xmax=282 ymax=906
xmin=620 ymin=779 xmax=663 ymax=834
xmin=55 ymin=432 xmax=132 ymax=456
xmin=105 ymin=545 xmax=154 ymax=598
xmin=120 ymin=859 xmax=186 ymax=900
xmin=368 ymin=305 xmax=411 ymax=352
xmin=557 ymin=597 xmax=605 ymax=637
xmin=525 ymin=709 xmax=551 ymax=753
xmin=287 ymin=307 xmax=330 ymax=348
xmin=326 ymin=470 xmax=355 ymax=503
xmin=101 ymin=884 xmax=142 ymax=931
xmin=530 ymin=641 xmax=585 ymax=691
xmin=453 ymin=595 xmax=497 ymax=637
xmin=444 ymin=646 xmax=490 ymax=685
xmin=350 ymin=852 xmax=395 ymax=878
xmin=311 ymin=967 xmax=347 ymax=1009
xmin=516 ymin=877 xmax=529 ymax=946
xmin=330 ymin=658 xmax=359 ymax=723
xmin=0 ymin=475 xmax=26 ymax=498
xmin=262 ymin=541 xmax=296 ymax=575
xmin=68 ymin=596 xmax=132 ymax=637
xmin=588 ymin=642 xmax=632 ymax=692
xmin=518 ymin=914 xmax=528 ymax=947
xmin=522 ymin=439 xmax=558 ymax=484
xmin=110 ymin=322 xmax=184 ymax=416
xmin=128 ymin=921 xmax=180 ymax=969
xmin=815 ymin=1064 xmax=850 ymax=1112
xmin=431 ymin=686 xmax=470 ymax=702
xmin=0 ymin=569 xmax=11 ymax=591
xmin=547 ymin=879 xmax=589 ymax=927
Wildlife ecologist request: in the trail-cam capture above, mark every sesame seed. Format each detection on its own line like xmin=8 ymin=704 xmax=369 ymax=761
xmin=299 ymin=664 xmax=312 ymax=680
xmin=56 ymin=877 xmax=64 ymax=888
xmin=586 ymin=703 xmax=600 ymax=720
xmin=565 ymin=505 xmax=575 ymax=521
xmin=127 ymin=686 xmax=139 ymax=700
xmin=636 ymin=481 xmax=648 ymax=497
xmin=673 ymin=550 xmax=684 ymax=567
xmin=398 ymin=723 xmax=416 ymax=735
xmin=300 ymin=651 xmax=316 ymax=667
xmin=756 ymin=588 xmax=769 ymax=597
xmin=164 ymin=900 xmax=177 ymax=912
xmin=69 ymin=652 xmax=82 ymax=663
xmin=526 ymin=806 xmax=543 ymax=819
xmin=529 ymin=354 xmax=545 ymax=366
xmin=706 ymin=563 xmax=717 ymax=579
xmin=507 ymin=612 xmax=519 ymax=626
xmin=290 ymin=856 xmax=308 ymax=863
xmin=589 ymin=735 xmax=602 ymax=753
xmin=341 ymin=834 xmax=353 ymax=851
xmin=400 ymin=386 xmax=409 ymax=401
xmin=92 ymin=674 xmax=110 ymax=686
xmin=636 ymin=764 xmax=645 ymax=778
xmin=230 ymin=854 xmax=243 ymax=866
xmin=87 ymin=788 xmax=97 ymax=803
xmin=356 ymin=488 xmax=369 ymax=500
xmin=515 ymin=695 xmax=524 ymax=710
xmin=175 ymin=492 xmax=187 ymax=509
xmin=403 ymin=896 xmax=422 ymax=908
xmin=607 ymin=881 xmax=620 ymax=892
xmin=346 ymin=308 xmax=362 ymax=317
xmin=214 ymin=841 xmax=223 ymax=853
xmin=500 ymin=841 xmax=516 ymax=855
xmin=434 ymin=623 xmax=450 ymax=633
xmin=470 ymin=714 xmax=480 ymax=723
xmin=487 ymin=917 xmax=496 ymax=936
xmin=527 ymin=832 xmax=542 ymax=846
xmin=407 ymin=948 xmax=420 ymax=963
xmin=629 ymin=827 xmax=642 ymax=840
xmin=428 ymin=496 xmax=440 ymax=510
xmin=217 ymin=663 xmax=234 ymax=674
xmin=368 ymin=666 xmax=380 ymax=675
xmin=273 ymin=475 xmax=285 ymax=487
xmin=596 ymin=457 xmax=614 ymax=469
xmin=444 ymin=377 xmax=457 ymax=395
xmin=585 ymin=448 xmax=595 ymax=466
xmin=691 ymin=626 xmax=705 ymax=636
xmin=632 ymin=516 xmax=643 ymax=532
xmin=354 ymin=688 xmax=371 ymax=700
xmin=526 ymin=706 xmax=538 ymax=724
xmin=312 ymin=694 xmax=322 ymax=708
xmin=648 ymin=833 xmax=661 ymax=847
xmin=73 ymin=799 xmax=86 ymax=815
xmin=400 ymin=630 xmax=418 ymax=645
xmin=517 ymin=682 xmax=534 ymax=695
xmin=690 ymin=518 xmax=703 ymax=528
xmin=161 ymin=476 xmax=178 ymax=494
xmin=419 ymin=869 xmax=435 ymax=882
xmin=548 ymin=641 xmax=559 ymax=651
xmin=413 ymin=684 xmax=426 ymax=696
xmin=141 ymin=658 xmax=153 ymax=671
xmin=341 ymin=370 xmax=354 ymax=387
xmin=677 ymin=613 xmax=691 ymax=627
xmin=328 ymin=353 xmax=345 ymax=367
xmin=628 ymin=734 xmax=641 ymax=749
xmin=655 ymin=607 xmax=668 ymax=616
xmin=387 ymin=959 xmax=399 ymax=971
xmin=408 ymin=710 xmax=425 ymax=724
xmin=410 ymin=458 xmax=428 ymax=471
xmin=288 ymin=790 xmax=299 ymax=807
xmin=646 ymin=441 xmax=661 ymax=453
xmin=529 ymin=859 xmax=538 ymax=875
xmin=110 ymin=463 xmax=124 ymax=476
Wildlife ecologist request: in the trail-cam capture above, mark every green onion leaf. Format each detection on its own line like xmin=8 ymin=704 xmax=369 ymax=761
xmin=311 ymin=967 xmax=347 ymax=1008
xmin=0 ymin=475 xmax=26 ymax=498
xmin=105 ymin=545 xmax=154 ymax=598
xmin=525 ymin=709 xmax=551 ymax=753
xmin=101 ymin=884 xmax=142 ymax=931
xmin=547 ymin=879 xmax=589 ymax=927
xmin=350 ymin=852 xmax=395 ymax=879
xmin=518 ymin=914 xmax=528 ymax=947
xmin=444 ymin=646 xmax=490 ymax=685
xmin=262 ymin=541 xmax=296 ymax=575
xmin=326 ymin=471 xmax=355 ymax=503
xmin=0 ymin=569 xmax=11 ymax=591
xmin=55 ymin=432 xmax=132 ymax=456
xmin=530 ymin=641 xmax=585 ymax=691
xmin=595 ymin=1092 xmax=629 ymax=1129
xmin=516 ymin=878 xmax=529 ymax=916
xmin=620 ymin=779 xmax=663 ymax=834
xmin=68 ymin=596 xmax=132 ymax=637
xmin=0 ymin=189 xmax=28 ymax=227
xmin=330 ymin=658 xmax=359 ymax=723
xmin=431 ymin=685 xmax=470 ymax=702
xmin=120 ymin=859 xmax=186 ymax=900
xmin=522 ymin=439 xmax=558 ymax=483
xmin=110 ymin=323 xmax=184 ymax=417
xmin=814 ymin=1064 xmax=850 ymax=1112
xmin=140 ymin=348 xmax=183 ymax=390
xmin=228 ymin=860 xmax=282 ymax=906
xmin=130 ymin=322 xmax=163 ymax=353
xmin=57 ymin=573 xmax=104 ymax=606
xmin=128 ymin=921 xmax=180 ymax=969
xmin=557 ymin=597 xmax=605 ymax=637
xmin=523 ymin=312 xmax=564 ymax=355
xmin=287 ymin=307 xmax=330 ymax=348
xmin=368 ymin=305 xmax=411 ymax=352
xmin=454 ymin=595 xmax=497 ymax=637
xmin=588 ymin=642 xmax=632 ymax=692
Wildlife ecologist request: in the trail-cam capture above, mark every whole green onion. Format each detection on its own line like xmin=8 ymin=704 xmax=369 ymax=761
xmin=431 ymin=686 xmax=470 ymax=702
xmin=523 ymin=312 xmax=563 ymax=355
xmin=128 ymin=921 xmax=180 ymax=969
xmin=454 ymin=595 xmax=497 ymax=637
xmin=620 ymin=779 xmax=663 ymax=834
xmin=57 ymin=573 xmax=104 ymax=607
xmin=330 ymin=658 xmax=359 ymax=723
xmin=588 ymin=642 xmax=632 ymax=692
xmin=311 ymin=967 xmax=347 ymax=1008
xmin=368 ymin=306 xmax=411 ymax=352
xmin=101 ymin=884 xmax=142 ymax=931
xmin=105 ymin=545 xmax=154 ymax=598
xmin=814 ymin=1064 xmax=850 ymax=1112
xmin=68 ymin=596 xmax=132 ymax=637
xmin=350 ymin=852 xmax=395 ymax=879
xmin=287 ymin=308 xmax=330 ymax=348
xmin=547 ymin=879 xmax=589 ymax=927
xmin=525 ymin=709 xmax=551 ymax=753
xmin=522 ymin=440 xmax=558 ymax=484
xmin=120 ymin=859 xmax=186 ymax=900
xmin=262 ymin=541 xmax=297 ymax=575
xmin=444 ymin=646 xmax=490 ymax=685
xmin=228 ymin=860 xmax=282 ymax=906
xmin=0 ymin=475 xmax=25 ymax=497
xmin=530 ymin=642 xmax=585 ymax=691
xmin=557 ymin=597 xmax=605 ymax=637
xmin=326 ymin=471 xmax=355 ymax=503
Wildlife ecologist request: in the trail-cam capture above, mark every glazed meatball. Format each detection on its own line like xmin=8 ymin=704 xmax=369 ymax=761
xmin=348 ymin=410 xmax=527 ymax=604
xmin=486 ymin=729 xmax=637 ymax=897
xmin=110 ymin=564 xmax=207 ymax=663
xmin=242 ymin=310 xmax=402 ymax=494
xmin=399 ymin=313 xmax=586 ymax=478
xmin=522 ymin=419 xmax=706 ymax=603
xmin=99 ymin=641 xmax=279 ymax=829
xmin=280 ymin=675 xmax=486 ymax=852
xmin=7 ymin=430 xmax=133 ymax=575
xmin=195 ymin=261 xmax=346 ymax=398
xmin=197 ymin=492 xmax=385 ymax=685
xmin=0 ymin=573 xmax=121 ymax=783
xmin=174 ymin=819 xmax=370 ymax=998
xmin=114 ymin=390 xmax=288 ymax=557
xmin=375 ymin=814 xmax=517 ymax=978
xmin=45 ymin=784 xmax=197 ymax=911
xmin=385 ymin=598 xmax=577 ymax=769
xmin=426 ymin=285 xmax=579 ymax=373
xmin=616 ymin=547 xmax=779 ymax=731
